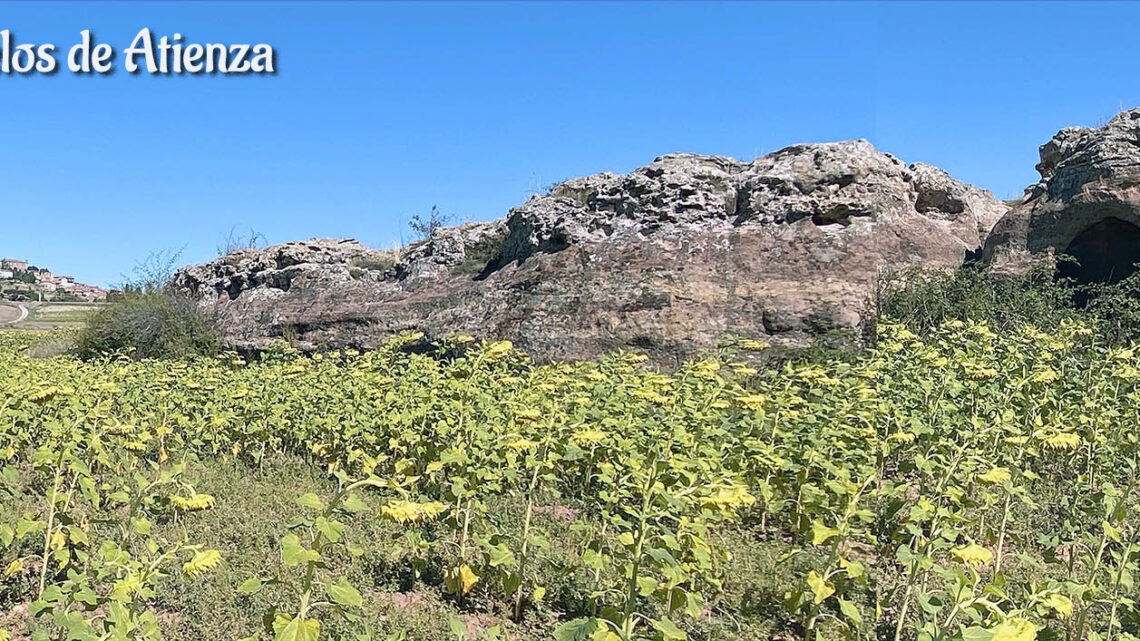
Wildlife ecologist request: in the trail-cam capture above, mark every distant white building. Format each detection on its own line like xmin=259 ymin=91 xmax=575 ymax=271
xmin=0 ymin=270 xmax=12 ymax=280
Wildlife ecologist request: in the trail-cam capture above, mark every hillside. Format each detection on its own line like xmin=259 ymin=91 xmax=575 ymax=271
xmin=175 ymin=142 xmax=1005 ymax=363
xmin=0 ymin=258 xmax=107 ymax=303
xmin=170 ymin=110 xmax=1140 ymax=365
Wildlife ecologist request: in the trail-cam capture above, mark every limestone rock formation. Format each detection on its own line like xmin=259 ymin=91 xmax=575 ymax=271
xmin=985 ymin=109 xmax=1140 ymax=283
xmin=175 ymin=140 xmax=1007 ymax=363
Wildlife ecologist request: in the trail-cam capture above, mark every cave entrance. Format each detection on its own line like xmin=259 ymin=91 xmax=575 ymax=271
xmin=1056 ymin=216 xmax=1140 ymax=286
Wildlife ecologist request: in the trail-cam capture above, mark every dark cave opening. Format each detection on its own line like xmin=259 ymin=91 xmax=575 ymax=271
xmin=1056 ymin=216 xmax=1140 ymax=286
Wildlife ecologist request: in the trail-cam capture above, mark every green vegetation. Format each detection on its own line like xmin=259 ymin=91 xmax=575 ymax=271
xmin=2 ymin=311 xmax=1140 ymax=640
xmin=75 ymin=251 xmax=221 ymax=360
xmin=878 ymin=263 xmax=1074 ymax=335
xmin=28 ymin=307 xmax=97 ymax=324
xmin=1 ymin=287 xmax=38 ymax=302
xmin=10 ymin=256 xmax=1140 ymax=640
xmin=75 ymin=290 xmax=220 ymax=360
xmin=878 ymin=262 xmax=1140 ymax=345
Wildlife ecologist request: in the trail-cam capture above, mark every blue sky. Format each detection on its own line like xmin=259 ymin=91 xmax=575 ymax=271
xmin=1 ymin=2 xmax=1138 ymax=286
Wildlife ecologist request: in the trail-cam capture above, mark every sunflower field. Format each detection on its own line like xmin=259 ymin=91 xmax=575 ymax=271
xmin=1 ymin=320 xmax=1139 ymax=641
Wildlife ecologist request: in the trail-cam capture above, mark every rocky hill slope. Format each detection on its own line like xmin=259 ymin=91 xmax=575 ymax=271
xmin=986 ymin=109 xmax=1140 ymax=284
xmin=174 ymin=140 xmax=1007 ymax=362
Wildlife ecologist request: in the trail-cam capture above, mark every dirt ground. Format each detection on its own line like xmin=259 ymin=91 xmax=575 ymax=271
xmin=0 ymin=303 xmax=21 ymax=324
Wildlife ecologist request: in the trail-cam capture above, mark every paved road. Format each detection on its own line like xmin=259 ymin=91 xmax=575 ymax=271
xmin=0 ymin=303 xmax=28 ymax=325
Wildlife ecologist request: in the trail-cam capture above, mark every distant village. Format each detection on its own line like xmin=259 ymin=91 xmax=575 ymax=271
xmin=0 ymin=258 xmax=108 ymax=302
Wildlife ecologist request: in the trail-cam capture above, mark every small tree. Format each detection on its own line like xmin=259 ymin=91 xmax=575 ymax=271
xmin=408 ymin=205 xmax=453 ymax=241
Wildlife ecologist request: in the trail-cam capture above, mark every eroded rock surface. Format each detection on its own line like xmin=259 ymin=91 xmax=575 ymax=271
xmin=986 ymin=109 xmax=1140 ymax=281
xmin=175 ymin=140 xmax=1006 ymax=363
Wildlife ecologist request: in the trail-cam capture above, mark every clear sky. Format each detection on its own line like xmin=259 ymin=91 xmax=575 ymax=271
xmin=2 ymin=2 xmax=1139 ymax=286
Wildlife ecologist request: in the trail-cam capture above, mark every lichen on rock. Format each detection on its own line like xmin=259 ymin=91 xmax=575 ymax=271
xmin=985 ymin=109 xmax=1140 ymax=285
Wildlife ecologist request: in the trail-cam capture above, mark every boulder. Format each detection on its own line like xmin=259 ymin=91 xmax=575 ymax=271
xmin=175 ymin=140 xmax=1006 ymax=363
xmin=985 ymin=109 xmax=1140 ymax=283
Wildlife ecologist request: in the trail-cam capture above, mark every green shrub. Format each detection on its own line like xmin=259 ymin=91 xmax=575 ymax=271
xmin=75 ymin=290 xmax=221 ymax=360
xmin=878 ymin=260 xmax=1140 ymax=345
xmin=1082 ymin=270 xmax=1140 ymax=344
xmin=877 ymin=262 xmax=1077 ymax=335
xmin=75 ymin=249 xmax=222 ymax=360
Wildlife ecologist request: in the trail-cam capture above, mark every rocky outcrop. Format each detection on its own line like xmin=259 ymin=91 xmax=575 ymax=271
xmin=175 ymin=140 xmax=1007 ymax=363
xmin=985 ymin=109 xmax=1140 ymax=282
